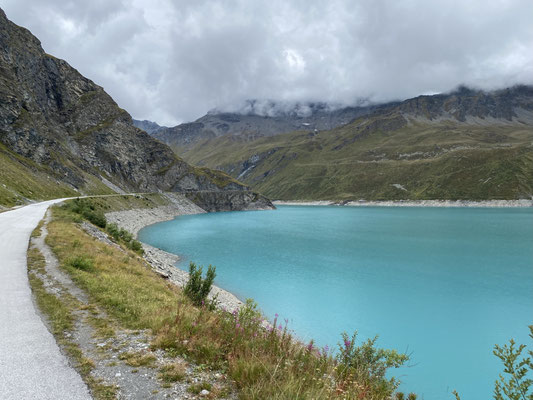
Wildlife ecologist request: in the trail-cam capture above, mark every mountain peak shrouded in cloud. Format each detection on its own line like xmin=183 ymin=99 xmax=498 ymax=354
xmin=3 ymin=0 xmax=532 ymax=126
xmin=209 ymin=99 xmax=373 ymax=118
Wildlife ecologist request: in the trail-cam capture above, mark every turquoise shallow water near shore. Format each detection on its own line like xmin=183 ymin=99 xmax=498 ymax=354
xmin=139 ymin=205 xmax=533 ymax=399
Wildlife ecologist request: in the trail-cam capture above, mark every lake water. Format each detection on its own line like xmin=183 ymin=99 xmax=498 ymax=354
xmin=139 ymin=205 xmax=533 ymax=399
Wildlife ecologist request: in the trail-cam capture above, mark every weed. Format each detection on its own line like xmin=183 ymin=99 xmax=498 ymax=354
xmin=158 ymin=362 xmax=187 ymax=383
xmin=68 ymin=255 xmax=94 ymax=272
xmin=119 ymin=351 xmax=157 ymax=368
xmin=187 ymin=381 xmax=212 ymax=394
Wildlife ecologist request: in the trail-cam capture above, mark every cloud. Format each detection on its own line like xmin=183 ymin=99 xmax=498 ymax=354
xmin=3 ymin=0 xmax=533 ymax=125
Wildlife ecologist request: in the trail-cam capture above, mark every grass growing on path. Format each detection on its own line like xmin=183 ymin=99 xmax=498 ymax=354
xmin=45 ymin=202 xmax=409 ymax=399
xmin=27 ymin=244 xmax=118 ymax=399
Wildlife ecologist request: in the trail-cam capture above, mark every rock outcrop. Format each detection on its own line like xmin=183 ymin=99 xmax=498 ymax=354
xmin=0 ymin=8 xmax=273 ymax=210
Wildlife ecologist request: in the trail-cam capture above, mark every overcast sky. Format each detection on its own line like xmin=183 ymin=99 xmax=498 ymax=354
xmin=3 ymin=0 xmax=533 ymax=125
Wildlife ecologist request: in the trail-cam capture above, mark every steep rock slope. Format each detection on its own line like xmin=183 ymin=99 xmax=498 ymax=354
xmin=178 ymin=87 xmax=533 ymax=201
xmin=0 ymin=9 xmax=272 ymax=209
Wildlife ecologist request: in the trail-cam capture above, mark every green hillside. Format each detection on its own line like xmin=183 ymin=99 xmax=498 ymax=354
xmin=180 ymin=117 xmax=533 ymax=201
xmin=0 ymin=142 xmax=114 ymax=209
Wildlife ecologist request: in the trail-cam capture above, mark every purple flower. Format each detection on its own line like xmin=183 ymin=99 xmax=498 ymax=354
xmin=322 ymin=345 xmax=329 ymax=356
xmin=236 ymin=323 xmax=241 ymax=329
xmin=344 ymin=339 xmax=351 ymax=349
xmin=278 ymin=324 xmax=283 ymax=331
xmin=307 ymin=342 xmax=314 ymax=352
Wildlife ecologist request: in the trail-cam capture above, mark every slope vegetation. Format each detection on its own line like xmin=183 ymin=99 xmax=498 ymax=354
xmin=179 ymin=87 xmax=533 ymax=200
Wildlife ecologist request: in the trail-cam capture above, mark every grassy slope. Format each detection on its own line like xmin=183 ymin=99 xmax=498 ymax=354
xmin=37 ymin=202 xmax=410 ymax=399
xmin=0 ymin=141 xmax=119 ymax=208
xmin=0 ymin=142 xmax=79 ymax=207
xmin=181 ymin=119 xmax=533 ymax=200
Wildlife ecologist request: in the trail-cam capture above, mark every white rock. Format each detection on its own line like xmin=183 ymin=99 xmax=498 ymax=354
xmin=200 ymin=389 xmax=210 ymax=396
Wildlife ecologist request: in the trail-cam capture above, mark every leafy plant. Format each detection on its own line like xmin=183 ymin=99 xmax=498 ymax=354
xmin=336 ymin=331 xmax=409 ymax=396
xmin=493 ymin=326 xmax=533 ymax=400
xmin=183 ymin=262 xmax=216 ymax=307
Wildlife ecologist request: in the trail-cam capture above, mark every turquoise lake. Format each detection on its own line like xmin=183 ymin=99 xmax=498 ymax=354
xmin=139 ymin=205 xmax=533 ymax=399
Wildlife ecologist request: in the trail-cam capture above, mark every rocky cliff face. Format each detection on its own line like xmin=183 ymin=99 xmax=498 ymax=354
xmin=395 ymin=85 xmax=533 ymax=122
xmin=0 ymin=8 xmax=272 ymax=210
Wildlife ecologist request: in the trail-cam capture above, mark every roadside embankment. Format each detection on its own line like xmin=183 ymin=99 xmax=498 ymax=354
xmin=103 ymin=192 xmax=245 ymax=312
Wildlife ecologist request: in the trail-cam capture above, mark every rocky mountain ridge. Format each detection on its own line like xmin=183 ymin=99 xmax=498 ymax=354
xmin=141 ymin=86 xmax=533 ymax=155
xmin=0 ymin=8 xmax=272 ymax=210
xmin=142 ymin=102 xmax=396 ymax=151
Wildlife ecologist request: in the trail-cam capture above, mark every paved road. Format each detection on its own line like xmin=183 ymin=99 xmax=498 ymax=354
xmin=0 ymin=199 xmax=91 ymax=399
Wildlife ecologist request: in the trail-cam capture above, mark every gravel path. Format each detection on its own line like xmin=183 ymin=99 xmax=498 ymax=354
xmin=0 ymin=199 xmax=91 ymax=400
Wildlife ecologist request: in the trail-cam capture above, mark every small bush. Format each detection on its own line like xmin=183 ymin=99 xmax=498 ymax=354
xmin=336 ymin=331 xmax=409 ymax=396
xmin=183 ymin=262 xmax=216 ymax=307
xmin=128 ymin=239 xmax=143 ymax=254
xmin=68 ymin=255 xmax=94 ymax=272
xmin=106 ymin=223 xmax=143 ymax=255
xmin=83 ymin=210 xmax=107 ymax=228
xmin=65 ymin=198 xmax=106 ymax=228
xmin=493 ymin=325 xmax=533 ymax=400
xmin=106 ymin=223 xmax=120 ymax=240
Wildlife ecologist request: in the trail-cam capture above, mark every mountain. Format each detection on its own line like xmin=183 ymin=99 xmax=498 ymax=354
xmin=132 ymin=119 xmax=166 ymax=135
xmin=148 ymin=101 xmax=396 ymax=152
xmin=0 ymin=8 xmax=272 ymax=210
xmin=161 ymin=86 xmax=533 ymax=201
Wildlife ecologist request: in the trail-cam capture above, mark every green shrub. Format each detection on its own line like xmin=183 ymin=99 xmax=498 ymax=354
xmin=183 ymin=262 xmax=216 ymax=307
xmin=128 ymin=239 xmax=143 ymax=254
xmin=105 ymin=223 xmax=143 ymax=255
xmin=82 ymin=210 xmax=106 ymax=228
xmin=67 ymin=255 xmax=94 ymax=271
xmin=64 ymin=198 xmax=106 ymax=228
xmin=106 ymin=223 xmax=120 ymax=240
xmin=493 ymin=325 xmax=533 ymax=400
xmin=336 ymin=331 xmax=409 ymax=396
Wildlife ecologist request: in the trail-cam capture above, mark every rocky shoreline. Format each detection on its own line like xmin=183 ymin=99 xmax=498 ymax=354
xmin=274 ymin=199 xmax=533 ymax=208
xmin=104 ymin=193 xmax=245 ymax=312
